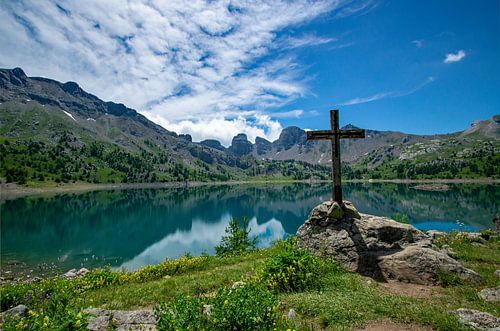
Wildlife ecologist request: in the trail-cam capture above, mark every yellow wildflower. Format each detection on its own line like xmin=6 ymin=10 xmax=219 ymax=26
xmin=223 ymin=299 xmax=229 ymax=306
xmin=15 ymin=321 xmax=24 ymax=330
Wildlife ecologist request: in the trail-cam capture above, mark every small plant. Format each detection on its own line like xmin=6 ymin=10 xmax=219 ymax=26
xmin=155 ymin=283 xmax=291 ymax=331
xmin=392 ymin=212 xmax=409 ymax=224
xmin=261 ymin=238 xmax=321 ymax=293
xmin=436 ymin=268 xmax=463 ymax=287
xmin=1 ymin=292 xmax=87 ymax=330
xmin=155 ymin=294 xmax=210 ymax=330
xmin=215 ymin=217 xmax=257 ymax=256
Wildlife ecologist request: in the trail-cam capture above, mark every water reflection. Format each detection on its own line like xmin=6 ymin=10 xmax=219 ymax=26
xmin=119 ymin=216 xmax=285 ymax=271
xmin=1 ymin=183 xmax=498 ymax=273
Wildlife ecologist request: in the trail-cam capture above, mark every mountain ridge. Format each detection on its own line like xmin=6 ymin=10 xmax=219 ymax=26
xmin=1 ymin=67 xmax=498 ymax=184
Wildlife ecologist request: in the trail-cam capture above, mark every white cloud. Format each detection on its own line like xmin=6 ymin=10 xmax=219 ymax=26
xmin=0 ymin=0 xmax=360 ymax=142
xmin=340 ymin=76 xmax=435 ymax=106
xmin=412 ymin=39 xmax=423 ymax=48
xmin=145 ymin=112 xmax=283 ymax=146
xmin=444 ymin=50 xmax=466 ymax=63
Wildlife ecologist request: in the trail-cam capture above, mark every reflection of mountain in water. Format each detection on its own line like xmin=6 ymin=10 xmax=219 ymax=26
xmin=346 ymin=183 xmax=499 ymax=229
xmin=119 ymin=216 xmax=285 ymax=271
xmin=0 ymin=184 xmax=329 ymax=271
xmin=1 ymin=183 xmax=497 ymax=273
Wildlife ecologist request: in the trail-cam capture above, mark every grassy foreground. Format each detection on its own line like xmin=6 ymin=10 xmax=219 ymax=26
xmin=1 ymin=233 xmax=499 ymax=330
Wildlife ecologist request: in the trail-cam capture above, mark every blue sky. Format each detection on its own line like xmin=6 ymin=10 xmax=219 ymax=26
xmin=0 ymin=0 xmax=498 ymax=145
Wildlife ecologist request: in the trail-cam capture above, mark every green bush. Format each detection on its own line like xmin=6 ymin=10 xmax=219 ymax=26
xmin=261 ymin=239 xmax=321 ymax=293
xmin=1 ymin=292 xmax=87 ymax=330
xmin=155 ymin=294 xmax=210 ymax=330
xmin=392 ymin=212 xmax=409 ymax=224
xmin=436 ymin=268 xmax=464 ymax=287
xmin=215 ymin=218 xmax=257 ymax=256
xmin=155 ymin=282 xmax=290 ymax=331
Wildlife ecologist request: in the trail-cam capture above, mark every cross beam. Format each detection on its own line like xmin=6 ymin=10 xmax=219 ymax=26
xmin=306 ymin=110 xmax=365 ymax=204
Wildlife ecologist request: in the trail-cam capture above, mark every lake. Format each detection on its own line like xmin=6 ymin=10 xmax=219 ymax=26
xmin=1 ymin=183 xmax=498 ymax=276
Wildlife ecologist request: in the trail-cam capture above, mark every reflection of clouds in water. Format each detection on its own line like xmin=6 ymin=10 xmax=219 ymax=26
xmin=119 ymin=216 xmax=286 ymax=271
xmin=248 ymin=218 xmax=285 ymax=248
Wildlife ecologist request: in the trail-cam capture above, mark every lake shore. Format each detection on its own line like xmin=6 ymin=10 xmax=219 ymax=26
xmin=1 ymin=178 xmax=499 ymax=200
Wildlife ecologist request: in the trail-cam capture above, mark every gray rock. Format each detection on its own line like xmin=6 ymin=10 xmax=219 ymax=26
xmin=61 ymin=268 xmax=78 ymax=278
xmin=438 ymin=244 xmax=455 ymax=256
xmin=297 ymin=201 xmax=482 ymax=285
xmin=378 ymin=245 xmax=482 ymax=285
xmin=327 ymin=202 xmax=343 ymax=219
xmin=451 ymin=308 xmax=500 ymax=330
xmin=286 ymin=308 xmax=297 ymax=320
xmin=342 ymin=200 xmax=361 ymax=220
xmin=77 ymin=268 xmax=90 ymax=276
xmin=495 ymin=270 xmax=500 ymax=278
xmin=85 ymin=308 xmax=157 ymax=331
xmin=1 ymin=305 xmax=28 ymax=320
xmin=479 ymin=287 xmax=500 ymax=302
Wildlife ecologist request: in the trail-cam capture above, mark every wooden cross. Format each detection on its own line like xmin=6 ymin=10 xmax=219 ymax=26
xmin=307 ymin=109 xmax=365 ymax=204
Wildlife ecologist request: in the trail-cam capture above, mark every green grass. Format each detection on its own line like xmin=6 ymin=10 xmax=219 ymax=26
xmin=2 ymin=235 xmax=499 ymax=330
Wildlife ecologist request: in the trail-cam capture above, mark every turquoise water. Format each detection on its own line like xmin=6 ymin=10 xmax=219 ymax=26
xmin=1 ymin=183 xmax=498 ymax=274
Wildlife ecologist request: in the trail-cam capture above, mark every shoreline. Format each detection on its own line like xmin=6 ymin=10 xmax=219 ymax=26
xmin=1 ymin=178 xmax=499 ymax=200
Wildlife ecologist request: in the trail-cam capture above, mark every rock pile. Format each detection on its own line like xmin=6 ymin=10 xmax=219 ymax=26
xmin=297 ymin=200 xmax=482 ymax=285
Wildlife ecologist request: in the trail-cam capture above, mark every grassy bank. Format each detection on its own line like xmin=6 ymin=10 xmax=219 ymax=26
xmin=1 ymin=232 xmax=499 ymax=330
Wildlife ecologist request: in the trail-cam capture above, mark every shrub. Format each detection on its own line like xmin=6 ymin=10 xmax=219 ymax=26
xmin=436 ymin=268 xmax=463 ymax=287
xmin=155 ymin=294 xmax=210 ymax=330
xmin=392 ymin=212 xmax=409 ymax=224
xmin=155 ymin=282 xmax=290 ymax=331
xmin=261 ymin=239 xmax=321 ymax=293
xmin=1 ymin=292 xmax=87 ymax=330
xmin=215 ymin=218 xmax=257 ymax=256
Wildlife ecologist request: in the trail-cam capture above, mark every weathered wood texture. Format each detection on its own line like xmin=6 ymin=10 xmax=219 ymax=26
xmin=306 ymin=109 xmax=365 ymax=204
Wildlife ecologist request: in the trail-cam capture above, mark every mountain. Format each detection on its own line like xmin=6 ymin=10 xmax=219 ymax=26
xmin=0 ymin=68 xmax=329 ymax=185
xmin=1 ymin=67 xmax=498 ymax=185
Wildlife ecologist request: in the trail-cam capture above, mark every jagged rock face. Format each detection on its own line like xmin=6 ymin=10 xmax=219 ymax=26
xmin=297 ymin=201 xmax=483 ymax=285
xmin=229 ymin=133 xmax=252 ymax=156
xmin=178 ymin=134 xmax=192 ymax=142
xmin=200 ymin=139 xmax=226 ymax=151
xmin=274 ymin=126 xmax=306 ymax=151
xmin=255 ymin=136 xmax=272 ymax=155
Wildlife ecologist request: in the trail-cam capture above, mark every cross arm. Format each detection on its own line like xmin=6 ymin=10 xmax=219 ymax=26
xmin=307 ymin=129 xmax=365 ymax=140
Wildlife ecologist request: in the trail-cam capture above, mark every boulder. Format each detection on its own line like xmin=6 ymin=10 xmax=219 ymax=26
xmin=85 ymin=308 xmax=157 ymax=331
xmin=451 ymin=308 xmax=500 ymax=330
xmin=479 ymin=287 xmax=500 ymax=302
xmin=0 ymin=305 xmax=28 ymax=321
xmin=297 ymin=201 xmax=482 ymax=285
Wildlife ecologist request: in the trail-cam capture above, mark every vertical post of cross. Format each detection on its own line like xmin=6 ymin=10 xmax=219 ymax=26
xmin=330 ymin=110 xmax=342 ymax=204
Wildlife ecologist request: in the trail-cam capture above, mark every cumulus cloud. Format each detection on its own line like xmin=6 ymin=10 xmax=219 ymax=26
xmin=444 ymin=50 xmax=466 ymax=63
xmin=0 ymin=0 xmax=365 ymax=143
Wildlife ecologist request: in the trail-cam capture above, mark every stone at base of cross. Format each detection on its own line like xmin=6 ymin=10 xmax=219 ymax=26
xmin=326 ymin=200 xmax=361 ymax=220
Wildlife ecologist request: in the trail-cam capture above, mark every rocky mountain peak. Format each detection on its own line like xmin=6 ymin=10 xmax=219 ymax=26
xmin=255 ymin=136 xmax=272 ymax=155
xmin=229 ymin=133 xmax=252 ymax=156
xmin=341 ymin=124 xmax=361 ymax=130
xmin=1 ymin=67 xmax=28 ymax=87
xmin=200 ymin=139 xmax=225 ymax=151
xmin=274 ymin=126 xmax=306 ymax=151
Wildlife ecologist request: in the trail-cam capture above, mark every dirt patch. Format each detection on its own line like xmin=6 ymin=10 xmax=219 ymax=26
xmin=378 ymin=280 xmax=439 ymax=299
xmin=355 ymin=319 xmax=434 ymax=331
